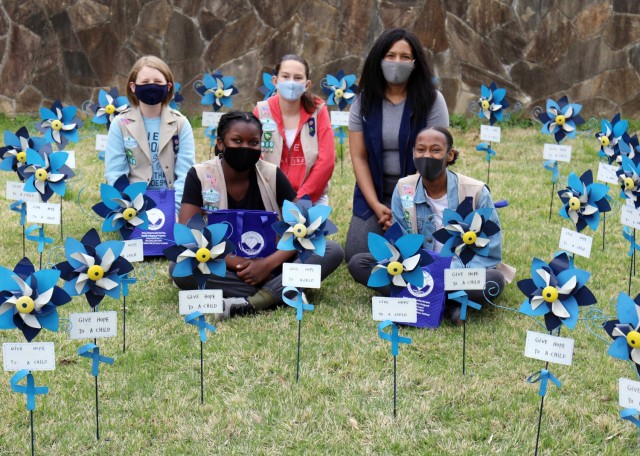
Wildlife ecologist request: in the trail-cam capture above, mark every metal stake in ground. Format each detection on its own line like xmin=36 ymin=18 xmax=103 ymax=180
xmin=184 ymin=310 xmax=216 ymax=403
xmin=282 ymin=286 xmax=315 ymax=383
xmin=527 ymin=361 xmax=561 ymax=456
xmin=10 ymin=370 xmax=49 ymax=456
xmin=377 ymin=320 xmax=412 ymax=417
xmin=78 ymin=343 xmax=114 ymax=440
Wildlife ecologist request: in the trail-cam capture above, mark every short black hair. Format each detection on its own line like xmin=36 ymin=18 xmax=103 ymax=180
xmin=215 ymin=111 xmax=262 ymax=155
xmin=416 ymin=126 xmax=459 ymax=165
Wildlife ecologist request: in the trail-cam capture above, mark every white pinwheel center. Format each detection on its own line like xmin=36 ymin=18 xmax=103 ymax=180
xmin=16 ymin=151 xmax=27 ymax=163
xmin=334 ymin=88 xmax=344 ymax=99
xmin=87 ymin=265 xmax=104 ymax=281
xmin=16 ymin=296 xmax=35 ymax=314
xmin=196 ymin=247 xmax=211 ymax=263
xmin=462 ymin=231 xmax=477 ymax=245
xmin=35 ymin=169 xmax=48 ymax=181
xmin=542 ymin=286 xmax=558 ymax=303
xmin=122 ymin=207 xmax=137 ymax=221
xmin=481 ymin=100 xmax=490 ymax=110
xmin=625 ymin=177 xmax=635 ymax=190
xmin=387 ymin=261 xmax=404 ymax=276
xmin=627 ymin=330 xmax=640 ymax=348
xmin=568 ymin=196 xmax=581 ymax=211
xmin=555 ymin=114 xmax=566 ymax=126
xmin=214 ymin=88 xmax=225 ymax=98
xmin=600 ymin=136 xmax=610 ymax=147
xmin=293 ymin=223 xmax=308 ymax=238
xmin=51 ymin=119 xmax=63 ymax=130
xmin=105 ymin=104 xmax=116 ymax=115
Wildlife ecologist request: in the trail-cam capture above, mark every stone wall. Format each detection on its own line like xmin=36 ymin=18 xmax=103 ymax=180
xmin=1 ymin=0 xmax=639 ymax=118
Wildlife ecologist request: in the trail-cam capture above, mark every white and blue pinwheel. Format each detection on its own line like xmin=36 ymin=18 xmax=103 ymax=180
xmin=19 ymin=146 xmax=75 ymax=202
xmin=537 ymin=95 xmax=584 ymax=144
xmin=196 ymin=71 xmax=239 ymax=111
xmin=557 ymin=169 xmax=610 ymax=232
xmin=477 ymin=82 xmax=509 ymax=125
xmin=91 ymin=87 xmax=129 ymax=130
xmin=321 ymin=70 xmax=357 ymax=111
xmin=37 ymin=100 xmax=83 ymax=150
xmin=604 ymin=292 xmax=640 ymax=376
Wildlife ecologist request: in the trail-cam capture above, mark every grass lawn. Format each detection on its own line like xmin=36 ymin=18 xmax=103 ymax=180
xmin=0 ymin=114 xmax=639 ymax=455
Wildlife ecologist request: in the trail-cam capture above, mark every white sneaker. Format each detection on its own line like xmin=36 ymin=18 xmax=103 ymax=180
xmin=217 ymin=297 xmax=253 ymax=321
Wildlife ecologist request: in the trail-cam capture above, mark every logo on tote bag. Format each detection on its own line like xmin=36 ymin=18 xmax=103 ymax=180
xmin=147 ymin=208 xmax=166 ymax=231
xmin=239 ymin=231 xmax=265 ymax=256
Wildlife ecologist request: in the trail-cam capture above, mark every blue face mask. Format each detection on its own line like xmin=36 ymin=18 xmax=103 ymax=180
xmin=135 ymin=83 xmax=168 ymax=105
xmin=277 ymin=81 xmax=306 ymax=101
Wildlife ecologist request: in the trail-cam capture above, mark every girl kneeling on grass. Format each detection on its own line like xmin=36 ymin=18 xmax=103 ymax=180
xmin=173 ymin=111 xmax=344 ymax=319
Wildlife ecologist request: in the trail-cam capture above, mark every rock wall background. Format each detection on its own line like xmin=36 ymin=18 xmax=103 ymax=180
xmin=1 ymin=0 xmax=639 ymax=118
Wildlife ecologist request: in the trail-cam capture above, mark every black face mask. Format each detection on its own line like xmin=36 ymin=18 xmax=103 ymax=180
xmin=222 ymin=146 xmax=261 ymax=172
xmin=135 ymin=84 xmax=169 ymax=105
xmin=414 ymin=156 xmax=447 ymax=182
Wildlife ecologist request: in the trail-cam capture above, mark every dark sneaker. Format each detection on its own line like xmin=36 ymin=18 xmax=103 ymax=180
xmin=216 ymin=297 xmax=254 ymax=321
xmin=247 ymin=289 xmax=277 ymax=310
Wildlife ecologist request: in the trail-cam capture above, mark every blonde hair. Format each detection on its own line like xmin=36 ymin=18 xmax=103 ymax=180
xmin=126 ymin=55 xmax=174 ymax=106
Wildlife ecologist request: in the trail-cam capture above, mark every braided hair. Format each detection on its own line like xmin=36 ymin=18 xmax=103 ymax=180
xmin=215 ymin=111 xmax=263 ymax=156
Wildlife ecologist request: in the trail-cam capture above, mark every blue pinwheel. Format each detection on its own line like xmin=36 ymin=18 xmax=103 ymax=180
xmin=164 ymin=215 xmax=235 ymax=288
xmin=92 ymin=174 xmax=157 ymax=239
xmin=258 ymin=72 xmax=276 ymax=100
xmin=90 ymin=88 xmax=129 ymax=130
xmin=19 ymin=147 xmax=75 ymax=202
xmin=56 ymin=228 xmax=134 ymax=308
xmin=367 ymin=223 xmax=432 ymax=294
xmin=596 ymin=114 xmax=630 ymax=164
xmin=618 ymin=155 xmax=640 ymax=208
xmin=0 ymin=257 xmax=71 ymax=341
xmin=518 ymin=252 xmax=597 ymax=331
xmin=476 ymin=142 xmax=496 ymax=162
xmin=477 ymin=82 xmax=509 ymax=125
xmin=272 ymin=196 xmax=338 ymax=263
xmin=433 ymin=197 xmax=500 ymax=265
xmin=537 ymin=96 xmax=584 ymax=144
xmin=37 ymin=100 xmax=84 ymax=150
xmin=604 ymin=292 xmax=640 ymax=376
xmin=557 ymin=169 xmax=610 ymax=232
xmin=321 ymin=70 xmax=357 ymax=111
xmin=170 ymin=82 xmax=184 ymax=110
xmin=1 ymin=127 xmax=50 ymax=179
xmin=196 ymin=71 xmax=239 ymax=111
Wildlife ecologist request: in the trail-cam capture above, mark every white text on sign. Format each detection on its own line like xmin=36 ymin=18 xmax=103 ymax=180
xmin=26 ymin=201 xmax=61 ymax=225
xmin=543 ymin=143 xmax=572 ymax=163
xmin=524 ymin=330 xmax=574 ymax=366
xmin=619 ymin=378 xmax=640 ymax=408
xmin=95 ymin=134 xmax=108 ymax=151
xmin=6 ymin=181 xmax=41 ymax=202
xmin=480 ymin=125 xmax=501 ymax=143
xmin=330 ymin=111 xmax=349 ymax=127
xmin=444 ymin=268 xmax=486 ymax=291
xmin=178 ymin=289 xmax=223 ymax=315
xmin=371 ymin=296 xmax=417 ymax=323
xmin=122 ymin=239 xmax=144 ymax=262
xmin=202 ymin=112 xmax=224 ymax=128
xmin=3 ymin=342 xmax=56 ymax=371
xmin=558 ymin=227 xmax=592 ymax=259
xmin=621 ymin=205 xmax=640 ymax=230
xmin=282 ymin=263 xmax=321 ymax=289
xmin=597 ymin=162 xmax=619 ymax=185
xmin=69 ymin=311 xmax=118 ymax=339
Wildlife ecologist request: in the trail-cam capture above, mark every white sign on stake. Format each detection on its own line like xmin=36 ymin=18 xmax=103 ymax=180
xmin=26 ymin=201 xmax=61 ymax=225
xmin=524 ymin=330 xmax=574 ymax=366
xmin=597 ymin=162 xmax=619 ymax=185
xmin=95 ymin=134 xmax=108 ymax=151
xmin=621 ymin=205 xmax=640 ymax=230
xmin=330 ymin=111 xmax=349 ymax=127
xmin=371 ymin=296 xmax=417 ymax=323
xmin=444 ymin=268 xmax=486 ymax=290
xmin=122 ymin=239 xmax=144 ymax=262
xmin=202 ymin=112 xmax=224 ymax=127
xmin=3 ymin=342 xmax=56 ymax=371
xmin=543 ymin=143 xmax=572 ymax=162
xmin=480 ymin=125 xmax=501 ymax=143
xmin=69 ymin=311 xmax=118 ymax=339
xmin=282 ymin=263 xmax=321 ymax=289
xmin=619 ymin=378 xmax=640 ymax=408
xmin=178 ymin=289 xmax=223 ymax=315
xmin=6 ymin=181 xmax=41 ymax=202
xmin=558 ymin=227 xmax=592 ymax=258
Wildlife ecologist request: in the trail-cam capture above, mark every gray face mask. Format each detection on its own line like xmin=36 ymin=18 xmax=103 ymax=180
xmin=381 ymin=60 xmax=415 ymax=84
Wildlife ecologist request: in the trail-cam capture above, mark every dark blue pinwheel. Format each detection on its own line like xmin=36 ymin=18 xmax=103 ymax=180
xmin=196 ymin=71 xmax=239 ymax=111
xmin=1 ymin=127 xmax=50 ymax=179
xmin=477 ymin=82 xmax=509 ymax=125
xmin=557 ymin=169 xmax=610 ymax=232
xmin=0 ymin=257 xmax=71 ymax=341
xmin=321 ymin=71 xmax=357 ymax=111
xmin=272 ymin=196 xmax=338 ymax=263
xmin=537 ymin=96 xmax=584 ymax=144
xmin=19 ymin=147 xmax=75 ymax=202
xmin=91 ymin=88 xmax=129 ymax=130
xmin=433 ymin=197 xmax=500 ymax=265
xmin=617 ymin=155 xmax=640 ymax=208
xmin=258 ymin=72 xmax=276 ymax=100
xmin=56 ymin=228 xmax=134 ymax=308
xmin=92 ymin=174 xmax=156 ymax=239
xmin=164 ymin=215 xmax=235 ymax=288
xmin=596 ymin=114 xmax=630 ymax=164
xmin=604 ymin=292 xmax=640 ymax=376
xmin=37 ymin=100 xmax=84 ymax=150
xmin=518 ymin=252 xmax=596 ymax=331
xmin=170 ymin=82 xmax=184 ymax=110
xmin=367 ymin=223 xmax=433 ymax=294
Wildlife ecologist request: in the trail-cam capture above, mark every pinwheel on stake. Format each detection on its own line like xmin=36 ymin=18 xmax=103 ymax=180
xmin=90 ymin=88 xmax=129 ymax=130
xmin=537 ymin=96 xmax=584 ymax=144
xmin=321 ymin=70 xmax=357 ymax=111
xmin=596 ymin=113 xmax=630 ymax=164
xmin=477 ymin=82 xmax=509 ymax=126
xmin=92 ymin=175 xmax=156 ymax=239
xmin=604 ymin=292 xmax=640 ymax=376
xmin=37 ymin=100 xmax=84 ymax=150
xmin=618 ymin=155 xmax=640 ymax=209
xmin=258 ymin=72 xmax=276 ymax=100
xmin=169 ymin=82 xmax=184 ymax=110
xmin=195 ymin=71 xmax=239 ymax=111
xmin=0 ymin=127 xmax=49 ymax=179
xmin=557 ymin=170 xmax=610 ymax=233
xmin=19 ymin=147 xmax=75 ymax=203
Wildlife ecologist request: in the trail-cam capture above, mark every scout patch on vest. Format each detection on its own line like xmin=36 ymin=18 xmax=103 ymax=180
xmin=261 ymin=130 xmax=274 ymax=152
xmin=308 ymin=117 xmax=316 ymax=137
xmin=202 ymin=188 xmax=220 ymax=212
xmin=124 ymin=136 xmax=138 ymax=149
xmin=261 ymin=118 xmax=277 ymax=132
xmin=125 ymin=149 xmax=136 ymax=165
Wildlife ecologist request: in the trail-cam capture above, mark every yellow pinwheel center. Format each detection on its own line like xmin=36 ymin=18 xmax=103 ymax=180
xmin=481 ymin=100 xmax=490 ymax=110
xmin=555 ymin=114 xmax=566 ymax=126
xmin=293 ymin=223 xmax=308 ymax=238
xmin=87 ymin=265 xmax=104 ymax=281
xmin=51 ymin=119 xmax=63 ymax=130
xmin=122 ymin=207 xmax=137 ymax=221
xmin=387 ymin=261 xmax=404 ymax=276
xmin=462 ymin=231 xmax=477 ymax=245
xmin=105 ymin=104 xmax=116 ymax=115
xmin=214 ymin=88 xmax=225 ymax=98
xmin=334 ymin=88 xmax=344 ymax=98
xmin=542 ymin=286 xmax=558 ymax=303
xmin=35 ymin=169 xmax=48 ymax=181
xmin=568 ymin=196 xmax=581 ymax=211
xmin=16 ymin=296 xmax=34 ymax=314
xmin=627 ymin=330 xmax=640 ymax=348
xmin=196 ymin=247 xmax=211 ymax=263
xmin=600 ymin=136 xmax=610 ymax=147
xmin=16 ymin=151 xmax=27 ymax=163
xmin=625 ymin=177 xmax=635 ymax=190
